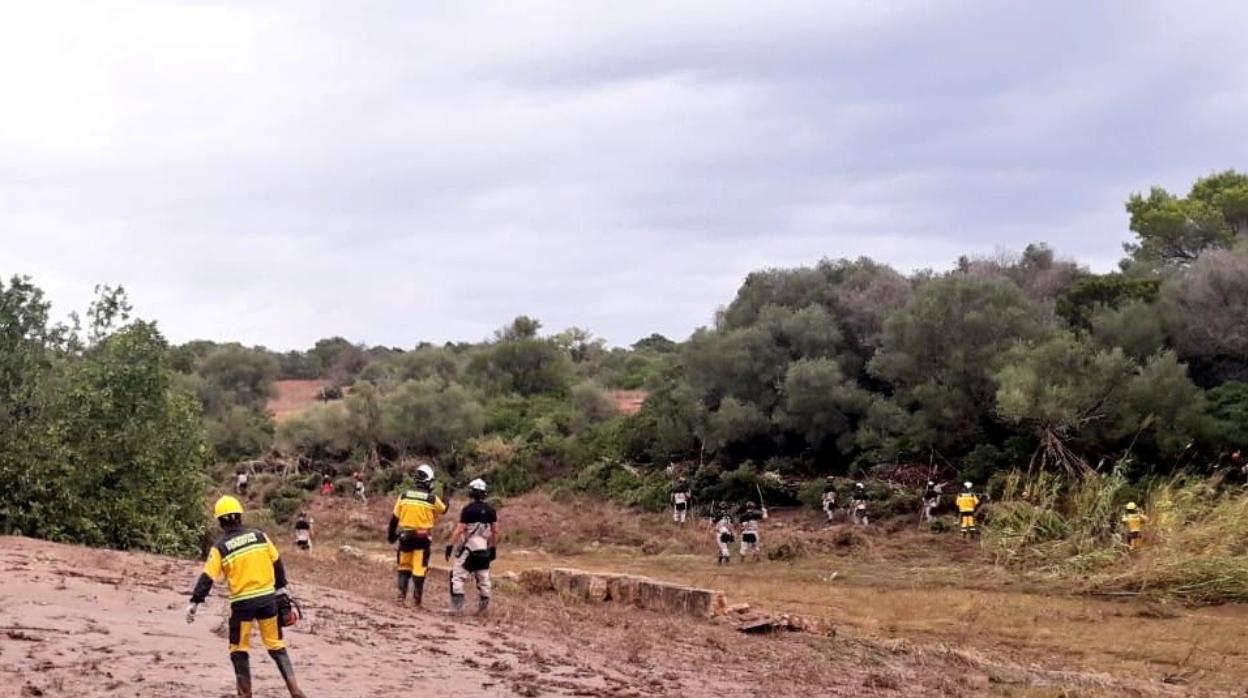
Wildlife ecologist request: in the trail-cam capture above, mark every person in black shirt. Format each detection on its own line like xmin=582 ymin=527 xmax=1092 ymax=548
xmin=447 ymin=478 xmax=499 ymax=615
xmin=293 ymin=512 xmax=313 ymax=550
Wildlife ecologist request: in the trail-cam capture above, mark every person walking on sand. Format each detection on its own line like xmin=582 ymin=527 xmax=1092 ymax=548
xmin=446 ymin=478 xmax=498 ymax=616
xmin=387 ymin=464 xmax=447 ymax=608
xmin=738 ymin=501 xmax=764 ymax=562
xmin=186 ymin=496 xmax=308 ymax=698
xmin=671 ymin=477 xmax=692 ymax=524
xmin=294 ymin=512 xmax=313 ymax=551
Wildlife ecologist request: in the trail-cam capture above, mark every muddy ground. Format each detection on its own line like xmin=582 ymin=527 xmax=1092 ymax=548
xmin=0 ymin=536 xmax=967 ymax=698
xmin=3 ymin=490 xmax=1242 ymax=697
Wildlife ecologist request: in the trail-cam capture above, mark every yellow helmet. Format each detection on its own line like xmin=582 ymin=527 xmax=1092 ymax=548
xmin=214 ymin=495 xmax=244 ymax=519
xmin=1125 ymin=502 xmax=1137 ymax=511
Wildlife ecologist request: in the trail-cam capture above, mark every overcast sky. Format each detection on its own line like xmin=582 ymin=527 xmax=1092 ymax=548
xmin=3 ymin=2 xmax=1247 ymax=350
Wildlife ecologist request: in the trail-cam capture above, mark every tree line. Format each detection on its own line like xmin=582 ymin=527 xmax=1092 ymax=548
xmin=2 ymin=170 xmax=1246 ymax=552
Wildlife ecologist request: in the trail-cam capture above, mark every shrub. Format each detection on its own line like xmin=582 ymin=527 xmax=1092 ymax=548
xmin=263 ymin=483 xmax=307 ymax=525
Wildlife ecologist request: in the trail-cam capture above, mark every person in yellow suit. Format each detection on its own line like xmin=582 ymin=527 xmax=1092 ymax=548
xmin=187 ymin=496 xmax=307 ymax=698
xmin=387 ymin=463 xmax=447 ymax=607
xmin=1121 ymin=502 xmax=1147 ymax=550
xmin=955 ymin=481 xmax=980 ymax=538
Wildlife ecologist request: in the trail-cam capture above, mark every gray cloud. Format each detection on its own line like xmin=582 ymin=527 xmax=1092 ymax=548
xmin=2 ymin=1 xmax=1247 ymax=349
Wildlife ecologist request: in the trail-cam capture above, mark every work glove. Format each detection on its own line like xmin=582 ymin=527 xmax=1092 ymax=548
xmin=185 ymin=601 xmax=200 ymax=625
xmin=444 ymin=544 xmax=453 ymax=562
xmin=488 ymin=547 xmax=497 ymax=562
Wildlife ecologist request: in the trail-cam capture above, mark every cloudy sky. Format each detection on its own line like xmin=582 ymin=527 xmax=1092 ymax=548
xmin=3 ymin=2 xmax=1247 ymax=350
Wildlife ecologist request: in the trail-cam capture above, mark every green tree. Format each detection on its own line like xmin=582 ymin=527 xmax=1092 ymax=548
xmin=197 ymin=344 xmax=279 ymax=411
xmin=206 ymin=405 xmax=275 ymax=462
xmin=869 ymin=275 xmax=1052 ymax=454
xmin=1188 ymin=170 xmax=1248 ymax=239
xmin=705 ymin=397 xmax=770 ymax=455
xmin=775 ymin=358 xmax=871 ymax=454
xmin=468 ymin=319 xmax=574 ymax=397
xmin=1206 ymin=382 xmax=1248 ymax=452
xmin=1056 ymin=274 xmax=1161 ymax=329
xmin=382 ymin=380 xmax=484 ymax=460
xmin=0 ymin=280 xmax=209 ymax=555
xmin=994 ymin=332 xmax=1135 ymax=466
xmin=1111 ymin=352 xmax=1208 ymax=459
xmin=1088 ymin=300 xmax=1167 ymax=363
xmin=1125 ymin=182 xmax=1236 ymax=265
xmin=346 ymin=380 xmax=384 ymax=467
xmin=1162 ymin=247 xmax=1248 ymax=365
xmin=276 ymin=403 xmax=351 ymax=462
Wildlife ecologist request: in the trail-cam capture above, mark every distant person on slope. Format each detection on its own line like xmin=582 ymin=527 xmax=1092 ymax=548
xmin=713 ymin=505 xmax=735 ymax=565
xmin=187 ymin=496 xmax=307 ymax=698
xmin=387 ymin=464 xmax=447 ymax=608
xmin=354 ymin=472 xmax=367 ymax=504
xmin=235 ymin=469 xmax=249 ymax=496
xmin=320 ymin=475 xmax=333 ymax=497
xmin=447 ymin=478 xmax=498 ymax=616
xmin=738 ymin=501 xmax=764 ymax=562
xmin=821 ymin=478 xmax=838 ymax=524
xmin=671 ymin=477 xmax=692 ymax=524
xmin=956 ymin=482 xmax=980 ymax=538
xmin=294 ymin=512 xmax=313 ymax=551
xmin=850 ymin=482 xmax=870 ymax=526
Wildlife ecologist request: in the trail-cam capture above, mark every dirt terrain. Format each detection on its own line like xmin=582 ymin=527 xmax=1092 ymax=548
xmin=0 ymin=535 xmax=960 ymax=698
xmin=6 ymin=489 xmax=1246 ymax=697
xmin=267 ymin=379 xmax=333 ymax=422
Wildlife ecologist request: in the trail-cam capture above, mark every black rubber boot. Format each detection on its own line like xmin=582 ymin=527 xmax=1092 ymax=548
xmin=477 ymin=597 xmax=490 ymax=616
xmin=270 ymin=649 xmax=307 ymax=698
xmin=396 ymin=571 xmax=412 ymax=603
xmin=450 ymin=593 xmax=465 ymax=615
xmin=412 ymin=576 xmax=426 ymax=608
xmin=230 ymin=652 xmax=252 ymax=698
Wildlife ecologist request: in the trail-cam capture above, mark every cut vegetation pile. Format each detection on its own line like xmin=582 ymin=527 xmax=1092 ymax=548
xmin=986 ymin=469 xmax=1248 ymax=604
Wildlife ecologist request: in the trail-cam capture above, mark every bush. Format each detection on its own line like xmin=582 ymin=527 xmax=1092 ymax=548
xmin=332 ymin=476 xmax=355 ymax=496
xmin=368 ymin=467 xmax=408 ymax=495
xmin=797 ymin=479 xmax=826 ymax=510
xmin=263 ymin=483 xmax=308 ymax=525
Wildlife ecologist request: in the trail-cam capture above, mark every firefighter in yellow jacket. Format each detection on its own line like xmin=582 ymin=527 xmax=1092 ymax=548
xmin=187 ymin=496 xmax=307 ymax=698
xmin=387 ymin=463 xmax=447 ymax=607
xmin=1121 ymin=502 xmax=1147 ymax=550
xmin=955 ymin=482 xmax=980 ymax=538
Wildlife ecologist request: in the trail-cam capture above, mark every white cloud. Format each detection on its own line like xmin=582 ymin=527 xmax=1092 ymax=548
xmin=2 ymin=1 xmax=1247 ymax=349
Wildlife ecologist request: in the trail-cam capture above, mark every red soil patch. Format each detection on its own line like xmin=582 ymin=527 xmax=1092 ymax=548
xmin=609 ymin=389 xmax=647 ymax=415
xmin=267 ymin=379 xmax=331 ymax=422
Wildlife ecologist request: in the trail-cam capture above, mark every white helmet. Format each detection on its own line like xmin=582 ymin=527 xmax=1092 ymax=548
xmin=415 ymin=464 xmax=434 ymax=484
xmin=855 ymin=482 xmax=865 ymax=489
xmin=963 ymin=481 xmax=973 ymax=489
xmin=468 ymin=478 xmax=487 ymax=493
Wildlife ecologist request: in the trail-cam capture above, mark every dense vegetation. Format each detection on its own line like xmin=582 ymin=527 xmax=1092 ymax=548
xmin=2 ymin=171 xmax=1246 ymax=552
xmin=0 ymin=283 xmax=209 ymax=554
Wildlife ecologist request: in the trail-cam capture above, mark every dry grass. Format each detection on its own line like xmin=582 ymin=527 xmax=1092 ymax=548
xmin=287 ymin=487 xmax=1248 ymax=695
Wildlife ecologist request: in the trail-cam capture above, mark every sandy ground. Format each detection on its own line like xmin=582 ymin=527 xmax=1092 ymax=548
xmin=0 ymin=537 xmax=695 ymax=698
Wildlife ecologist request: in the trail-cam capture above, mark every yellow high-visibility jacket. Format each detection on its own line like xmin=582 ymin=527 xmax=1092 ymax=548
xmin=956 ymin=493 xmax=979 ymax=514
